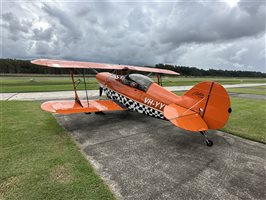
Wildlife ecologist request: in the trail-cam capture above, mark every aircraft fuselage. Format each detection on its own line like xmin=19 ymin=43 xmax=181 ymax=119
xmin=96 ymin=72 xmax=182 ymax=119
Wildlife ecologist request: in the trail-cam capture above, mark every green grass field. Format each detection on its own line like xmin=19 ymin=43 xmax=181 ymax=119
xmin=226 ymin=85 xmax=266 ymax=95
xmin=161 ymin=76 xmax=266 ymax=86
xmin=173 ymin=84 xmax=266 ymax=143
xmin=222 ymin=97 xmax=266 ymax=143
xmin=0 ymin=101 xmax=115 ymax=200
xmin=0 ymin=76 xmax=98 ymax=93
xmin=1 ymin=75 xmax=265 ymax=93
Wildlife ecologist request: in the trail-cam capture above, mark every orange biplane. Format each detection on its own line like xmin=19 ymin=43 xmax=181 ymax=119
xmin=32 ymin=59 xmax=232 ymax=146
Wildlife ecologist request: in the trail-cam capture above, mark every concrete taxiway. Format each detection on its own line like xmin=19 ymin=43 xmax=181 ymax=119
xmin=1 ymin=83 xmax=265 ymax=101
xmin=55 ymin=111 xmax=266 ymax=200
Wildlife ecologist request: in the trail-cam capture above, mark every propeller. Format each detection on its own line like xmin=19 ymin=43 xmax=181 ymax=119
xmin=99 ymin=86 xmax=103 ymax=97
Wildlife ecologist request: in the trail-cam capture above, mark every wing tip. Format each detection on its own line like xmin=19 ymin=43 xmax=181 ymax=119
xmin=30 ymin=59 xmax=37 ymax=64
xmin=172 ymin=71 xmax=180 ymax=75
xmin=158 ymin=69 xmax=180 ymax=75
xmin=31 ymin=58 xmax=46 ymax=65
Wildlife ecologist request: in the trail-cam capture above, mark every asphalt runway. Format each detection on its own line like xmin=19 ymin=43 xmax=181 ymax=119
xmin=55 ymin=111 xmax=266 ymax=200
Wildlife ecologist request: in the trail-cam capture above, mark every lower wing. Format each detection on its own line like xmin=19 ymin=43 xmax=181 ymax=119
xmin=41 ymin=100 xmax=126 ymax=114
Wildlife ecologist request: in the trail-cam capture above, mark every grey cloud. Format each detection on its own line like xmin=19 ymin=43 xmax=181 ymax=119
xmin=128 ymin=7 xmax=152 ymax=33
xmin=157 ymin=1 xmax=265 ymax=48
xmin=230 ymin=48 xmax=248 ymax=62
xmin=2 ymin=12 xmax=32 ymax=40
xmin=42 ymin=3 xmax=82 ymax=42
xmin=238 ymin=0 xmax=265 ymax=14
xmin=2 ymin=0 xmax=266 ymax=72
xmin=32 ymin=27 xmax=53 ymax=41
xmin=172 ymin=34 xmax=266 ymax=72
xmin=34 ymin=41 xmax=52 ymax=55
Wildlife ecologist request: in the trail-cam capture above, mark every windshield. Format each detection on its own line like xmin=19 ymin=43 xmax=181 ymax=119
xmin=128 ymin=74 xmax=153 ymax=90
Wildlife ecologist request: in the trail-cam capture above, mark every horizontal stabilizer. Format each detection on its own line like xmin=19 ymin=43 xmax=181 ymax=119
xmin=164 ymin=104 xmax=208 ymax=132
xmin=41 ymin=100 xmax=126 ymax=114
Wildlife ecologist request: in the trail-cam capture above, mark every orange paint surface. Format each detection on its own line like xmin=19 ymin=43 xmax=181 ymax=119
xmin=41 ymin=100 xmax=126 ymax=114
xmin=31 ymin=59 xmax=179 ymax=75
xmin=96 ymin=73 xmax=230 ymax=131
xmin=164 ymin=104 xmax=208 ymax=132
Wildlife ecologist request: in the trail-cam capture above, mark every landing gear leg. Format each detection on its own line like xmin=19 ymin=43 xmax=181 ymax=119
xmin=200 ymin=131 xmax=213 ymax=147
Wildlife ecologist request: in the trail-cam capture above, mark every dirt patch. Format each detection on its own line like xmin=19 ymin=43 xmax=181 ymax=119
xmin=0 ymin=176 xmax=19 ymax=198
xmin=50 ymin=165 xmax=73 ymax=184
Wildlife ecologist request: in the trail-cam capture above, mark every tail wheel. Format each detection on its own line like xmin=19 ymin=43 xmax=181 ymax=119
xmin=205 ymin=139 xmax=213 ymax=147
xmin=200 ymin=131 xmax=214 ymax=147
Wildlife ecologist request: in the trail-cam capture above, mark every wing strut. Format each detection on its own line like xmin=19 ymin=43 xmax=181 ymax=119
xmin=70 ymin=69 xmax=83 ymax=107
xmin=157 ymin=74 xmax=162 ymax=86
xmin=82 ymin=69 xmax=89 ymax=106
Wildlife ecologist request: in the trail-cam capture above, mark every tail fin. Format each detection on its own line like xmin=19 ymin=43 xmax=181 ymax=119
xmin=171 ymin=81 xmax=231 ymax=130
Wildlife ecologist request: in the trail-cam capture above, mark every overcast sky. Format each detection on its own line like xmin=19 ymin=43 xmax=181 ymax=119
xmin=1 ymin=0 xmax=265 ymax=72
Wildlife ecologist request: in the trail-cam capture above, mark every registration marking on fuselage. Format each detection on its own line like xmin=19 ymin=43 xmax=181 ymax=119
xmin=144 ymin=97 xmax=166 ymax=110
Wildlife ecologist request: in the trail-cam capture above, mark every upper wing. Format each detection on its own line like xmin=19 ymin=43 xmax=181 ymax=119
xmin=41 ymin=99 xmax=126 ymax=114
xmin=31 ymin=59 xmax=179 ymax=75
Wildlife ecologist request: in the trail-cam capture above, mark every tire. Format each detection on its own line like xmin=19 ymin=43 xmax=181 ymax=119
xmin=206 ymin=139 xmax=213 ymax=147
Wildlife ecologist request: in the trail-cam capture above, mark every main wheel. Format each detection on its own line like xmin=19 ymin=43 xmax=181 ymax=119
xmin=206 ymin=139 xmax=213 ymax=147
xmin=95 ymin=111 xmax=105 ymax=115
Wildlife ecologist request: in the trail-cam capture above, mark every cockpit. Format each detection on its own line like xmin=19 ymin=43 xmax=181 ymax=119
xmin=121 ymin=74 xmax=154 ymax=91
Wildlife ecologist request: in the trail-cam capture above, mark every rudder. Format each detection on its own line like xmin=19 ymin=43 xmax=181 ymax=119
xmin=176 ymin=81 xmax=231 ymax=130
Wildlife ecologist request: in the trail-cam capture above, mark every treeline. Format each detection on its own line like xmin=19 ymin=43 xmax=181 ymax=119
xmin=0 ymin=59 xmax=265 ymax=77
xmin=0 ymin=59 xmax=94 ymax=74
xmin=155 ymin=64 xmax=266 ymax=78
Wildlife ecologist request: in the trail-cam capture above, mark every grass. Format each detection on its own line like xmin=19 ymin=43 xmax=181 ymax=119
xmin=226 ymin=85 xmax=266 ymax=95
xmin=222 ymin=97 xmax=266 ymax=143
xmin=161 ymin=77 xmax=266 ymax=87
xmin=0 ymin=101 xmax=115 ymax=200
xmin=0 ymin=76 xmax=98 ymax=93
xmin=1 ymin=75 xmax=265 ymax=93
xmin=251 ymin=85 xmax=266 ymax=89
